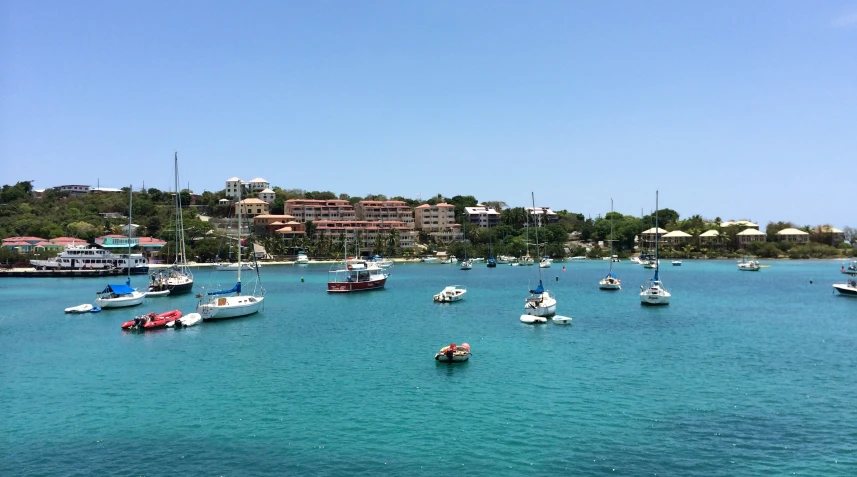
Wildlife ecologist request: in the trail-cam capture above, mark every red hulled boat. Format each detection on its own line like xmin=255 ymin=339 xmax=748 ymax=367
xmin=327 ymin=258 xmax=389 ymax=293
xmin=122 ymin=309 xmax=183 ymax=330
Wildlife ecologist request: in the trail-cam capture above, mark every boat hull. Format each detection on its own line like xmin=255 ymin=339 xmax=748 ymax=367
xmin=833 ymin=283 xmax=857 ymax=297
xmin=175 ymin=312 xmax=202 ymax=327
xmin=166 ymin=280 xmax=194 ymax=294
xmin=145 ymin=289 xmax=170 ymax=297
xmin=199 ymin=296 xmax=263 ymax=320
xmin=327 ymin=278 xmax=387 ymax=292
xmin=599 ymin=281 xmax=621 ymax=290
xmin=524 ymin=296 xmax=557 ymax=317
xmin=435 ymin=351 xmax=470 ymax=363
xmin=640 ymin=292 xmax=671 ymax=305
xmin=95 ymin=292 xmax=145 ymax=308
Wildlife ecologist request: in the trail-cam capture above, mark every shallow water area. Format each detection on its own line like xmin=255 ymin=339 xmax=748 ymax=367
xmin=1 ymin=260 xmax=856 ymax=475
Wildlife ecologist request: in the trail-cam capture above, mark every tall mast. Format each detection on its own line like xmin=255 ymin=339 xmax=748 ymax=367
xmin=532 ymin=192 xmax=542 ymax=283
xmin=237 ymin=179 xmax=242 ymax=284
xmin=609 ymin=198 xmax=614 ymax=273
xmin=654 ymin=190 xmax=659 ymax=280
xmin=128 ymin=184 xmax=133 ymax=281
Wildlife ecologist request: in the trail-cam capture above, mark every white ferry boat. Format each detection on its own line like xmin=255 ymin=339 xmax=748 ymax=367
xmin=31 ymin=244 xmax=149 ymax=274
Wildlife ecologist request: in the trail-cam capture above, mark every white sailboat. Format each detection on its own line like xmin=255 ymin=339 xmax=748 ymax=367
xmin=460 ymin=221 xmax=472 ymax=270
xmin=640 ymin=191 xmax=671 ymax=305
xmin=600 ymin=199 xmax=621 ymax=290
xmin=197 ymin=182 xmax=265 ymax=320
xmin=521 ymin=192 xmax=557 ymax=323
xmin=96 ymin=185 xmax=145 ymax=308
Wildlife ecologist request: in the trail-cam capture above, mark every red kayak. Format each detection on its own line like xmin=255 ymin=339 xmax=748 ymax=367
xmin=121 ymin=310 xmax=183 ymax=330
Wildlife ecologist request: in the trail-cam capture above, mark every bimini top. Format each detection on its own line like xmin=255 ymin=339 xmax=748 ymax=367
xmin=100 ymin=284 xmax=135 ymax=295
xmin=604 ymin=271 xmax=617 ymax=279
xmin=208 ymin=282 xmax=241 ymax=296
xmin=530 ymin=280 xmax=545 ymax=294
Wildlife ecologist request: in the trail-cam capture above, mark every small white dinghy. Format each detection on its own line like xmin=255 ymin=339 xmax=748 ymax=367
xmin=175 ymin=312 xmax=202 ymax=328
xmin=520 ymin=314 xmax=548 ymax=324
xmin=145 ymin=289 xmax=170 ymax=297
xmin=65 ymin=304 xmax=93 ymax=314
xmin=552 ymin=315 xmax=572 ymax=325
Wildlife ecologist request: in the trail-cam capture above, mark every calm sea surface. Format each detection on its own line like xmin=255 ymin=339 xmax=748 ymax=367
xmin=1 ymin=260 xmax=856 ymax=476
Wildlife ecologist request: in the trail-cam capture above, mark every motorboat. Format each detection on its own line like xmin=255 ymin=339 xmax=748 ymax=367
xmin=367 ymin=255 xmax=393 ymax=268
xmin=470 ymin=257 xmax=485 ymax=263
xmin=552 ymin=315 xmax=572 ymax=325
xmin=842 ymin=261 xmax=857 ymax=275
xmin=640 ymin=191 xmax=671 ymax=306
xmin=215 ymin=261 xmax=256 ymax=271
xmin=145 ymin=288 xmax=170 ymax=297
xmin=612 ymin=255 xmax=620 ymax=262
xmin=197 ymin=183 xmax=265 ymax=320
xmin=420 ymin=256 xmax=439 ymax=263
xmin=433 ymin=285 xmax=467 ymax=303
xmin=90 ymin=306 xmax=101 ymax=313
xmin=737 ymin=256 xmax=761 ymax=271
xmin=122 ymin=309 xmax=182 ymax=331
xmin=64 ymin=303 xmax=93 ymax=314
xmin=672 ymin=260 xmax=682 ymax=266
xmin=459 ymin=259 xmax=472 ymax=270
xmin=95 ymin=282 xmax=145 ymax=308
xmin=833 ymin=279 xmax=857 ymax=297
xmin=642 ymin=259 xmax=658 ymax=269
xmin=327 ymin=245 xmax=389 ymax=293
xmin=487 ymin=256 xmax=497 ymax=268
xmin=629 ymin=257 xmax=642 ymax=264
xmin=174 ymin=312 xmax=203 ymax=328
xmin=539 ymin=257 xmax=551 ymax=268
xmin=569 ymin=256 xmax=586 ymax=261
xmin=435 ymin=343 xmax=471 ymax=363
xmin=295 ymin=253 xmax=310 ymax=265
xmin=496 ymin=256 xmax=513 ymax=264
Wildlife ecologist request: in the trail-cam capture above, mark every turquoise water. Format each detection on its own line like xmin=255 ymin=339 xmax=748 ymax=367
xmin=2 ymin=260 xmax=856 ymax=475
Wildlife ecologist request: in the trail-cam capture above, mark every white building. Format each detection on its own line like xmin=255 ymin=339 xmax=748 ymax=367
xmin=225 ymin=177 xmax=243 ymax=198
xmin=464 ymin=206 xmax=500 ymax=228
xmin=246 ymin=178 xmax=270 ymax=193
xmin=258 ymin=188 xmax=276 ymax=204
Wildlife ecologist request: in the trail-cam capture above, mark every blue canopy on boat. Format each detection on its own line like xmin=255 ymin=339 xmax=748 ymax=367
xmin=100 ymin=284 xmax=135 ymax=294
xmin=529 ymin=280 xmax=544 ymax=294
xmin=207 ymin=282 xmax=241 ymax=296
xmin=604 ymin=271 xmax=617 ymax=279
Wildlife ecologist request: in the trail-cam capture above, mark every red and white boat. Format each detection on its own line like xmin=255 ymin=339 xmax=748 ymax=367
xmin=327 ymin=251 xmax=389 ymax=293
xmin=122 ymin=309 xmax=183 ymax=331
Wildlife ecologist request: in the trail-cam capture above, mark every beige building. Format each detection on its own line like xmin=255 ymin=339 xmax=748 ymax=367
xmin=285 ymin=199 xmax=357 ymax=222
xmin=776 ymin=228 xmax=810 ymax=244
xmin=414 ymin=203 xmax=463 ymax=242
xmin=820 ymin=226 xmax=845 ymax=245
xmin=235 ymin=198 xmax=270 ymax=217
xmin=354 ymin=200 xmax=415 ymax=228
xmin=699 ymin=229 xmax=722 ymax=246
xmin=313 ymin=220 xmax=417 ymax=253
xmin=640 ymin=227 xmax=668 ymax=248
xmin=737 ymin=228 xmax=766 ymax=245
xmin=662 ymin=230 xmax=692 ymax=245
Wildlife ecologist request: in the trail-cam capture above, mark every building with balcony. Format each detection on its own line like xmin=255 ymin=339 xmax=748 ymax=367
xmin=662 ymin=230 xmax=692 ymax=245
xmin=526 ymin=206 xmax=559 ymax=226
xmin=414 ymin=203 xmax=463 ymax=243
xmin=640 ymin=227 xmax=668 ymax=249
xmin=354 ymin=200 xmax=415 ymax=228
xmin=285 ymin=199 xmax=356 ymax=222
xmin=312 ymin=220 xmax=418 ymax=253
xmin=776 ymin=228 xmax=810 ymax=244
xmin=225 ymin=177 xmax=243 ymax=198
xmin=236 ymin=198 xmax=270 ymax=217
xmin=53 ymin=185 xmax=90 ymax=196
xmin=737 ymin=228 xmax=766 ymax=245
xmin=253 ymin=214 xmax=305 ymax=236
xmin=464 ymin=206 xmax=500 ymax=228
xmin=246 ymin=178 xmax=270 ymax=193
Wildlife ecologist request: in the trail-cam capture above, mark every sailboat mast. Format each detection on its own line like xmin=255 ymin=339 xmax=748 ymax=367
xmin=237 ymin=179 xmax=242 ymax=284
xmin=532 ymin=192 xmax=542 ymax=282
xmin=655 ymin=190 xmax=659 ymax=276
xmin=128 ymin=184 xmax=133 ymax=281
xmin=609 ymin=198 xmax=614 ymax=272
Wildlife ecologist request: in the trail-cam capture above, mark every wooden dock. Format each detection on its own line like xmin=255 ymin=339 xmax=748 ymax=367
xmin=0 ymin=268 xmax=126 ymax=278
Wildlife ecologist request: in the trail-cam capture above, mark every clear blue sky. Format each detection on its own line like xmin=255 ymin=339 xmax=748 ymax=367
xmin=2 ymin=1 xmax=855 ymax=229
